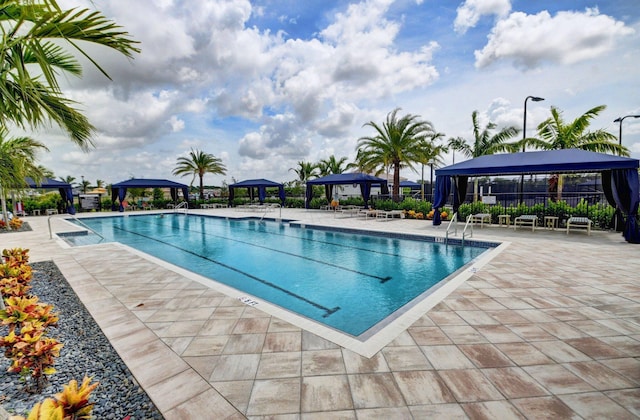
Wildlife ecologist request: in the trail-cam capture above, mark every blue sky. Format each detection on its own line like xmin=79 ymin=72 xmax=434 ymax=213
xmin=28 ymin=0 xmax=640 ymax=187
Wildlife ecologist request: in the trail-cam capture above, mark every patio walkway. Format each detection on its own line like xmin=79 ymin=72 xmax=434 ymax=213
xmin=2 ymin=209 xmax=639 ymax=419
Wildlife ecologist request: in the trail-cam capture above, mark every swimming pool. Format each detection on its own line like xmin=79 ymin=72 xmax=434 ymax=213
xmin=64 ymin=214 xmax=493 ymax=337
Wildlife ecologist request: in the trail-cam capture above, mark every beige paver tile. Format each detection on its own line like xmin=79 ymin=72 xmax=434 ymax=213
xmin=233 ymin=317 xmax=271 ymax=334
xmin=256 ymin=351 xmax=301 ymax=379
xmin=456 ymin=310 xmax=500 ymax=325
xmin=438 ymin=369 xmax=504 ymax=402
xmin=302 ymin=349 xmax=346 ymax=375
xmin=263 ymin=331 xmax=302 ymax=352
xmin=506 ymin=324 xmax=556 ymax=341
xmin=563 ymin=361 xmax=636 ymax=390
xmin=247 ymin=378 xmax=301 ymax=416
xmin=348 ymin=373 xmax=405 ymax=409
xmin=599 ymin=357 xmax=640 ymax=383
xmin=511 ymin=396 xmax=579 ymax=419
xmin=428 ymin=311 xmax=467 ymax=325
xmin=538 ymin=322 xmax=588 ymax=339
xmin=441 ymin=325 xmax=488 ymax=344
xmin=558 ymin=391 xmax=636 ymax=419
xmin=342 ymin=349 xmax=389 ymax=373
xmin=198 ymin=318 xmax=237 ymax=335
xmin=302 ymin=330 xmax=340 ymax=350
xmin=301 ymin=375 xmax=353 ymax=412
xmin=157 ymin=319 xmax=207 ymax=337
xmin=408 ymin=403 xmax=467 ymax=419
xmin=222 ymin=333 xmax=266 ymax=354
xmin=475 ymin=325 xmax=523 ymax=343
xmin=461 ymin=400 xmax=525 ymax=419
xmin=482 ymin=367 xmax=549 ymax=398
xmin=459 ymin=344 xmax=514 ymax=368
xmin=182 ymin=355 xmax=219 ymax=379
xmin=302 ymin=410 xmax=356 ymax=419
xmin=495 ymin=342 xmax=554 ymax=366
xmin=393 ymin=370 xmax=455 ymax=405
xmin=163 ymin=388 xmax=239 ymax=420
xmin=408 ymin=326 xmax=452 ymax=345
xmin=564 ymin=337 xmax=627 ymax=359
xmin=381 ymin=346 xmax=431 ymax=371
xmin=387 ymin=330 xmax=417 ymax=346
xmin=531 ymin=340 xmax=591 ymax=363
xmin=210 ymin=380 xmax=254 ymax=414
xmin=210 ymin=354 xmax=261 ymax=381
xmin=354 ymin=407 xmax=412 ymax=419
xmin=523 ymin=364 xmax=595 ymax=394
xmin=604 ymin=389 xmax=640 ymax=417
xmin=181 ymin=335 xmax=229 ymax=357
xmin=421 ymin=345 xmax=475 ymax=370
xmin=145 ymin=369 xmax=211 ymax=413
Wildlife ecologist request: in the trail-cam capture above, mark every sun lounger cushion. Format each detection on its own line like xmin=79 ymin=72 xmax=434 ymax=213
xmin=514 ymin=215 xmax=537 ymax=231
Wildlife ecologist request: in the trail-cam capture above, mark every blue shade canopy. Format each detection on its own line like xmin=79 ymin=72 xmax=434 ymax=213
xmin=111 ymin=178 xmax=189 ymax=211
xmin=25 ymin=177 xmax=76 ymax=214
xmin=435 ymin=149 xmax=639 ymax=177
xmin=229 ymin=179 xmax=285 ymax=205
xmin=305 ymin=173 xmax=388 ymax=208
xmin=399 ymin=180 xmax=421 ymax=189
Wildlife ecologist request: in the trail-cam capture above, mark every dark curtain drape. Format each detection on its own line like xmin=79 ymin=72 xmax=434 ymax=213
xmin=359 ymin=183 xmax=372 ymax=208
xmin=117 ymin=188 xmax=127 ymax=212
xmin=58 ymin=187 xmax=76 ymax=214
xmin=171 ymin=188 xmax=177 ymax=202
xmin=305 ymin=184 xmax=313 ymax=208
xmin=432 ymin=175 xmax=451 ymax=226
xmin=324 ymin=185 xmax=334 ymax=203
xmin=278 ymin=186 xmax=286 ymax=205
xmin=452 ymin=176 xmax=469 ymax=214
xmin=258 ymin=186 xmax=266 ymax=203
xmin=111 ymin=188 xmax=119 ymax=211
xmin=602 ymin=171 xmax=624 ymax=231
xmin=610 ymin=169 xmax=640 ymax=243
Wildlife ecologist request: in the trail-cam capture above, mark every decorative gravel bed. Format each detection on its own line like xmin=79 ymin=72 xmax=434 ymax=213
xmin=0 ymin=261 xmax=164 ymax=419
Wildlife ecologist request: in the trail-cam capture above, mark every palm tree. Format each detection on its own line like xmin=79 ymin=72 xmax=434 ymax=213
xmin=59 ymin=175 xmax=77 ymax=186
xmin=37 ymin=165 xmax=54 ymax=179
xmin=523 ymin=105 xmax=626 ymax=155
xmin=0 ymin=0 xmax=140 ymax=150
xmin=357 ymin=108 xmax=435 ymax=201
xmin=317 ymin=155 xmax=350 ymax=203
xmin=416 ymin=133 xmax=447 ymax=200
xmin=288 ymin=161 xmax=318 ymax=185
xmin=448 ymin=110 xmax=519 ymax=201
xmin=521 ymin=105 xmax=626 ymax=200
xmin=173 ymin=149 xmax=227 ymax=200
xmin=0 ymin=129 xmax=48 ymax=226
xmin=447 ymin=137 xmax=467 ymax=164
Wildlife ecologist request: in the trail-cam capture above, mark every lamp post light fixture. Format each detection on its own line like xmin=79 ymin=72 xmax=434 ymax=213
xmin=520 ymin=95 xmax=545 ymax=204
xmin=613 ymin=114 xmax=640 ymax=146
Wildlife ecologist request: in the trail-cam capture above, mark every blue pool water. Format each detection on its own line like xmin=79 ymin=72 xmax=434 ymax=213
xmin=65 ymin=214 xmax=490 ymax=336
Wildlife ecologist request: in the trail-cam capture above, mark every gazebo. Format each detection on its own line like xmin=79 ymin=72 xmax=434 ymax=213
xmin=305 ymin=173 xmax=388 ymax=209
xmin=25 ymin=177 xmax=76 ymax=214
xmin=228 ymin=179 xmax=286 ymax=206
xmin=111 ymin=178 xmax=189 ymax=212
xmin=431 ymin=149 xmax=640 ymax=243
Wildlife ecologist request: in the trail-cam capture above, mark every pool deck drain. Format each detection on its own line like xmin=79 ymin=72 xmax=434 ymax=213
xmin=5 ymin=209 xmax=640 ymax=419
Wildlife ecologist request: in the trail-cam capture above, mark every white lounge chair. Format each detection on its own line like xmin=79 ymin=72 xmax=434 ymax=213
xmin=566 ymin=217 xmax=592 ymax=235
xmin=468 ymin=213 xmax=491 ymax=228
xmin=514 ymin=215 xmax=537 ymax=231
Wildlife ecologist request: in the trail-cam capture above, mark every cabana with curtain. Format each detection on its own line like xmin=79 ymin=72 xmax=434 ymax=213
xmin=111 ymin=179 xmax=189 ymax=212
xmin=25 ymin=177 xmax=76 ymax=215
xmin=305 ymin=173 xmax=388 ymax=209
xmin=431 ymin=149 xmax=640 ymax=243
xmin=228 ymin=179 xmax=286 ymax=206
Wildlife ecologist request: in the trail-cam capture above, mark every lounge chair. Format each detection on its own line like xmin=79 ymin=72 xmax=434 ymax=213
xmin=566 ymin=217 xmax=592 ymax=235
xmin=468 ymin=213 xmax=491 ymax=228
xmin=514 ymin=215 xmax=537 ymax=231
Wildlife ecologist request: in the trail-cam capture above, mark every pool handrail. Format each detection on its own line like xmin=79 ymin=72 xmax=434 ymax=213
xmin=48 ymin=213 xmax=105 ymax=242
xmin=445 ymin=212 xmax=458 ymax=244
xmin=461 ymin=214 xmax=475 ymax=245
xmin=173 ymin=201 xmax=189 ymax=214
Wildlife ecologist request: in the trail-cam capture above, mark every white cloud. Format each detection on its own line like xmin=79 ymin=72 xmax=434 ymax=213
xmin=454 ymin=0 xmax=511 ymax=34
xmin=475 ymin=8 xmax=635 ymax=69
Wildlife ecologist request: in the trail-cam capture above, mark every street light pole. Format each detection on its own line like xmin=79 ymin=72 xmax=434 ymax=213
xmin=613 ymin=114 xmax=640 ymax=146
xmin=519 ymin=96 xmax=545 ymax=204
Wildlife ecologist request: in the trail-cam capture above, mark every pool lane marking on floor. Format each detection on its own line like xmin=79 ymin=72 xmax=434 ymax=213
xmin=130 ymin=216 xmax=393 ymax=283
xmin=111 ymin=225 xmax=341 ymax=318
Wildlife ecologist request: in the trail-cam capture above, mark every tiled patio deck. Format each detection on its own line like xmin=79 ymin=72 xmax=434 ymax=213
xmin=3 ymin=209 xmax=639 ymax=419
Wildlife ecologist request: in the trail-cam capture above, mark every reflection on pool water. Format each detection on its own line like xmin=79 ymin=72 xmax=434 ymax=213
xmin=64 ymin=214 xmax=493 ymax=337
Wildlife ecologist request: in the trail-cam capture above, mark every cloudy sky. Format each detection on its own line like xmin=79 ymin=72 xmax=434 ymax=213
xmin=28 ymin=0 xmax=640 ymax=187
